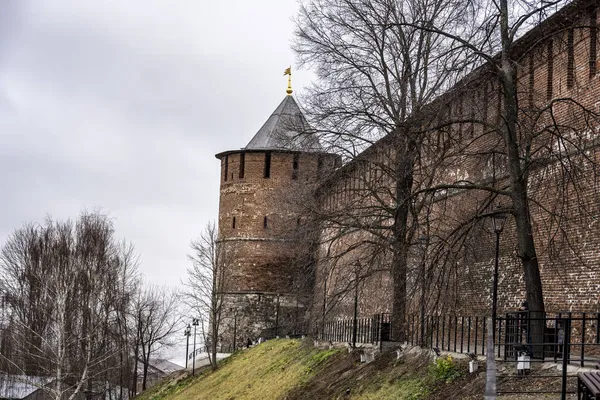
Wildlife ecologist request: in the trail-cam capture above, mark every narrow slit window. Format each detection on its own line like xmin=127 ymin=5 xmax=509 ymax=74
xmin=292 ymin=153 xmax=299 ymax=180
xmin=224 ymin=155 xmax=229 ymax=182
xmin=528 ymin=52 xmax=535 ymax=105
xmin=232 ymin=217 xmax=236 ymax=229
xmin=264 ymin=152 xmax=271 ymax=178
xmin=317 ymin=156 xmax=323 ymax=172
xmin=591 ymin=10 xmax=598 ymax=77
xmin=567 ymin=29 xmax=575 ymax=89
xmin=457 ymin=97 xmax=463 ymax=143
xmin=547 ymin=40 xmax=554 ymax=100
xmin=239 ymin=152 xmax=245 ymax=179
xmin=263 ymin=216 xmax=268 ymax=229
xmin=469 ymin=91 xmax=476 ymax=137
xmin=483 ymin=84 xmax=489 ymax=125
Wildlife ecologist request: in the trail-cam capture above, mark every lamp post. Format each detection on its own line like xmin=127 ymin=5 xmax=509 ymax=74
xmin=275 ymin=294 xmax=280 ymax=338
xmin=352 ymin=261 xmax=360 ymax=348
xmin=418 ymin=234 xmax=429 ymax=347
xmin=192 ymin=318 xmax=199 ymax=376
xmin=491 ymin=208 xmax=508 ymax=342
xmin=184 ymin=324 xmax=191 ymax=369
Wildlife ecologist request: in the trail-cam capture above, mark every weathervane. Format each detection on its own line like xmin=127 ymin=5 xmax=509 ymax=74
xmin=283 ymin=66 xmax=293 ymax=95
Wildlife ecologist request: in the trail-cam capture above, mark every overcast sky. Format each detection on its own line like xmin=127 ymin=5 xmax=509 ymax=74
xmin=0 ymin=0 xmax=313 ymax=290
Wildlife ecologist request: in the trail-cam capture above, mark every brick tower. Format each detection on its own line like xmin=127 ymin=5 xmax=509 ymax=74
xmin=215 ymin=91 xmax=338 ymax=347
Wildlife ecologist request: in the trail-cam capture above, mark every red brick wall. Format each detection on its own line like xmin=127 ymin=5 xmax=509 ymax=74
xmin=312 ymin=4 xmax=600 ymax=325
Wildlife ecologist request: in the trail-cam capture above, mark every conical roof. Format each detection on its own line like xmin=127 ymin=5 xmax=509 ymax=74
xmin=244 ymin=96 xmax=322 ymax=152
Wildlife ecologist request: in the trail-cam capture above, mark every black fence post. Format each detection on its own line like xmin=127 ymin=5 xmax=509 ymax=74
xmin=474 ymin=316 xmax=479 ymax=356
xmin=441 ymin=316 xmax=446 ymax=350
xmin=482 ymin=318 xmax=486 ymax=355
xmin=467 ymin=316 xmax=471 ymax=353
xmin=553 ymin=315 xmax=558 ymax=364
xmin=454 ymin=316 xmax=458 ymax=352
xmin=448 ymin=316 xmax=452 ymax=351
xmin=581 ymin=312 xmax=586 ymax=367
xmin=596 ymin=313 xmax=600 ymax=344
xmin=560 ymin=317 xmax=571 ymax=400
xmin=460 ymin=316 xmax=465 ymax=353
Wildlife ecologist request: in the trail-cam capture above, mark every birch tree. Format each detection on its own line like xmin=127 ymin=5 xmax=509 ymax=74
xmin=0 ymin=212 xmax=139 ymax=400
xmin=183 ymin=222 xmax=230 ymax=370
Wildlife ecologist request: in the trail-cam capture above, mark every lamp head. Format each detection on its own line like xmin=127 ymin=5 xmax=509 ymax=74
xmin=492 ymin=207 xmax=508 ymax=234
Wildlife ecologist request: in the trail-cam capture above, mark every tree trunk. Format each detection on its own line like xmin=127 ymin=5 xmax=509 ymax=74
xmin=211 ymin=309 xmax=219 ymax=370
xmin=499 ymin=0 xmax=545 ymax=356
xmin=391 ymin=134 xmax=416 ymax=342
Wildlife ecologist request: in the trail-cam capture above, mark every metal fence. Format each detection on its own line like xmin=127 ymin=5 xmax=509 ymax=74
xmin=317 ymin=313 xmax=392 ymax=346
xmin=259 ymin=321 xmax=310 ymax=340
xmin=406 ymin=311 xmax=600 ymax=365
xmin=405 ymin=311 xmax=600 ymax=399
xmin=317 ymin=311 xmax=600 ymax=398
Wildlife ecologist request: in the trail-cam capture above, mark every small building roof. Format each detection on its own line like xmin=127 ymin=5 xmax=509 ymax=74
xmin=0 ymin=375 xmax=54 ymax=399
xmin=243 ymin=95 xmax=322 ymax=152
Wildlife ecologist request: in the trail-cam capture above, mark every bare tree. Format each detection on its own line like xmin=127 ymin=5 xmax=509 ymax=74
xmin=397 ymin=0 xmax=600 ymax=352
xmin=0 ymin=211 xmax=139 ymax=400
xmin=131 ymin=285 xmax=180 ymax=393
xmin=296 ymin=0 xmax=600 ymax=353
xmin=183 ymin=222 xmax=230 ymax=370
xmin=294 ymin=0 xmax=476 ymax=340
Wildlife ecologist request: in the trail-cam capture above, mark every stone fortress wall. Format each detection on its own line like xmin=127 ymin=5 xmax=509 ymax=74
xmin=215 ymin=0 xmax=600 ymax=346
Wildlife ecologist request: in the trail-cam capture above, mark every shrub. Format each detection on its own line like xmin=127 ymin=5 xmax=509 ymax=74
xmin=429 ymin=355 xmax=461 ymax=383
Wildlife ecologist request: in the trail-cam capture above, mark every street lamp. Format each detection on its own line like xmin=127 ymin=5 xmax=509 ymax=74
xmin=184 ymin=324 xmax=191 ymax=369
xmin=352 ymin=261 xmax=360 ymax=348
xmin=418 ymin=234 xmax=429 ymax=347
xmin=491 ymin=207 xmax=508 ymax=342
xmin=192 ymin=318 xmax=199 ymax=376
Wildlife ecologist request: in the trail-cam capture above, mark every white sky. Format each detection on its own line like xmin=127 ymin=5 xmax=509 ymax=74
xmin=0 ymin=0 xmax=313 ymax=292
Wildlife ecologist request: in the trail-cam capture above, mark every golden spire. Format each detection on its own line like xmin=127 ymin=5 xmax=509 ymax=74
xmin=283 ymin=66 xmax=292 ymax=95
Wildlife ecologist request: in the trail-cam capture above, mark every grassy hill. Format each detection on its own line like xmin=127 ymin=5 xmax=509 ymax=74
xmin=135 ymin=339 xmax=578 ymax=399
xmin=134 ymin=339 xmax=497 ymax=400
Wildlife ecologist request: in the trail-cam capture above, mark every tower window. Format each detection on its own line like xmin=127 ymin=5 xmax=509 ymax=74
xmin=224 ymin=155 xmax=229 ymax=182
xmin=547 ymin=40 xmax=554 ymax=100
xmin=317 ymin=156 xmax=323 ymax=172
xmin=567 ymin=28 xmax=574 ymax=89
xmin=591 ymin=10 xmax=597 ymax=78
xmin=292 ymin=154 xmax=299 ymax=180
xmin=264 ymin=152 xmax=271 ymax=178
xmin=239 ymin=152 xmax=245 ymax=179
xmin=263 ymin=216 xmax=268 ymax=229
xmin=232 ymin=217 xmax=236 ymax=229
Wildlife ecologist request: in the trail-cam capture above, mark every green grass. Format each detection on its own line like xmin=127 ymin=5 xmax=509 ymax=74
xmin=135 ymin=340 xmax=473 ymax=400
xmin=163 ymin=339 xmax=341 ymax=400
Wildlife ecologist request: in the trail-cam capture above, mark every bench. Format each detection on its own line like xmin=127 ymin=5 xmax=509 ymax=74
xmin=578 ymin=371 xmax=600 ymax=399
